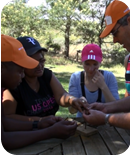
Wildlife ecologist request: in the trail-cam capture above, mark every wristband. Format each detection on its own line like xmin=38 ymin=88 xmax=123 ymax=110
xmin=32 ymin=121 xmax=39 ymax=129
xmin=105 ymin=114 xmax=111 ymax=126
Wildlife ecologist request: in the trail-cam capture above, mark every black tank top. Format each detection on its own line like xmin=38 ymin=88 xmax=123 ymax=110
xmin=10 ymin=68 xmax=59 ymax=117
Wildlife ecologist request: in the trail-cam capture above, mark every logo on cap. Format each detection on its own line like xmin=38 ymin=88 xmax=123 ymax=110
xmin=18 ymin=47 xmax=24 ymax=51
xmin=89 ymin=50 xmax=94 ymax=53
xmin=124 ymin=7 xmax=129 ymax=13
xmin=105 ymin=16 xmax=112 ymax=25
xmin=88 ymin=55 xmax=96 ymax=60
xmin=26 ymin=37 xmax=36 ymax=45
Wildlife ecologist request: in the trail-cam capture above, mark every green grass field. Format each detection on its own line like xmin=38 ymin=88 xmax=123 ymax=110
xmin=45 ymin=63 xmax=126 ymax=118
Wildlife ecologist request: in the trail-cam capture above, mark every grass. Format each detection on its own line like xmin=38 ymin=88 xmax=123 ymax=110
xmin=45 ymin=63 xmax=126 ymax=118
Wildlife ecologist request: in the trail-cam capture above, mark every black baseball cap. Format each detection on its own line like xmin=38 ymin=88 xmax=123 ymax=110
xmin=17 ymin=36 xmax=48 ymax=56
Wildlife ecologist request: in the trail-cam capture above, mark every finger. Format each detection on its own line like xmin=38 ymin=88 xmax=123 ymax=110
xmin=73 ymin=102 xmax=83 ymax=113
xmin=67 ymin=122 xmax=77 ymax=130
xmin=83 ymin=109 xmax=90 ymax=115
xmin=80 ymin=96 xmax=87 ymax=102
xmin=95 ymin=70 xmax=101 ymax=75
xmin=93 ymin=76 xmax=98 ymax=80
xmin=80 ymin=100 xmax=90 ymax=110
xmin=64 ymin=120 xmax=76 ymax=125
xmin=72 ymin=99 xmax=89 ymax=113
xmin=55 ymin=116 xmax=63 ymax=122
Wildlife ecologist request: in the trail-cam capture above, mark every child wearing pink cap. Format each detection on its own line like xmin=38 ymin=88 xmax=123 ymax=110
xmin=68 ymin=43 xmax=119 ymax=116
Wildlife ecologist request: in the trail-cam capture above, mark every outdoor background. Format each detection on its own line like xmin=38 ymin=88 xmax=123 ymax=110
xmin=1 ymin=0 xmax=127 ymax=117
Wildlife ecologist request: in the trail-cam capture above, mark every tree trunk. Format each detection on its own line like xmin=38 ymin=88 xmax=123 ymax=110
xmin=99 ymin=0 xmax=112 ymax=48
xmin=65 ymin=33 xmax=70 ymax=58
xmin=64 ymin=16 xmax=71 ymax=58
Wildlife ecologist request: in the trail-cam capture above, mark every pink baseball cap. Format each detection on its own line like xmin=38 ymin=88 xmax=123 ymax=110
xmin=81 ymin=44 xmax=102 ymax=63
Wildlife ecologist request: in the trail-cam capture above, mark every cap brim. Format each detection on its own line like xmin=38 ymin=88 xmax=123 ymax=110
xmin=27 ymin=47 xmax=48 ymax=56
xmin=14 ymin=56 xmax=39 ymax=69
xmin=100 ymin=22 xmax=117 ymax=38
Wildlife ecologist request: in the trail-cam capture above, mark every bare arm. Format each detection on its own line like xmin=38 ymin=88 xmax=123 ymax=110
xmin=100 ymin=83 xmax=116 ymax=102
xmin=83 ymin=110 xmax=130 ymax=129
xmin=50 ymin=73 xmax=88 ymax=112
xmin=2 ymin=115 xmax=77 ymax=150
xmin=90 ymin=96 xmax=130 ymax=113
xmin=104 ymin=96 xmax=130 ymax=113
xmin=2 ymin=101 xmax=77 ymax=150
xmin=1 ymin=120 xmax=77 ymax=150
xmin=108 ymin=113 xmax=130 ymax=129
xmin=2 ymin=89 xmax=42 ymax=121
xmin=92 ymin=70 xmax=117 ymax=102
xmin=1 ymin=123 xmax=46 ymax=150
xmin=1 ymin=104 xmax=32 ymax=131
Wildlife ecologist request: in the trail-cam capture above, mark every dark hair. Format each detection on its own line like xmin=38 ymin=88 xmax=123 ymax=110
xmin=117 ymin=12 xmax=130 ymax=26
xmin=1 ymin=61 xmax=19 ymax=69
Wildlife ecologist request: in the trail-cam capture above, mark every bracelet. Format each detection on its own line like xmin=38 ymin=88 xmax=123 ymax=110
xmin=105 ymin=114 xmax=111 ymax=126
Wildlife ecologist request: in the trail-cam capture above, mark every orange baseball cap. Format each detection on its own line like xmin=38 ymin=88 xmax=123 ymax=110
xmin=1 ymin=34 xmax=39 ymax=69
xmin=100 ymin=0 xmax=130 ymax=38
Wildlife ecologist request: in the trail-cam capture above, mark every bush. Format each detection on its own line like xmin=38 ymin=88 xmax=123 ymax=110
xmin=46 ymin=39 xmax=61 ymax=53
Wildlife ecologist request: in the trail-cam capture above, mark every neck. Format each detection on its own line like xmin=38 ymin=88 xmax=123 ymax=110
xmin=25 ymin=76 xmax=39 ymax=92
xmin=25 ymin=76 xmax=37 ymax=84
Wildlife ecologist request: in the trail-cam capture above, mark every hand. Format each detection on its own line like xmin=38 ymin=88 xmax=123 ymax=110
xmin=69 ymin=96 xmax=89 ymax=114
xmin=92 ymin=70 xmax=106 ymax=90
xmin=38 ymin=115 xmax=63 ymax=129
xmin=89 ymin=102 xmax=107 ymax=113
xmin=83 ymin=109 xmax=106 ymax=126
xmin=50 ymin=120 xmax=77 ymax=139
xmin=71 ymin=97 xmax=90 ymax=113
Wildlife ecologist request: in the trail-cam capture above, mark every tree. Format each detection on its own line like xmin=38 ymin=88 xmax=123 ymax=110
xmin=1 ymin=0 xmax=47 ymax=38
xmin=46 ymin=0 xmax=90 ymax=58
xmin=74 ymin=0 xmax=113 ymax=46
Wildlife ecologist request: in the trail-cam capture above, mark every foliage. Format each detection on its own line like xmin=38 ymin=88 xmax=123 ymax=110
xmin=1 ymin=0 xmax=126 ymax=65
xmin=46 ymin=0 xmax=90 ymax=57
xmin=45 ymin=53 xmax=74 ymax=65
xmin=1 ymin=0 xmax=47 ymax=38
xmin=105 ymin=44 xmax=128 ymax=66
xmin=46 ymin=38 xmax=61 ymax=52
xmin=75 ymin=0 xmax=112 ymax=45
